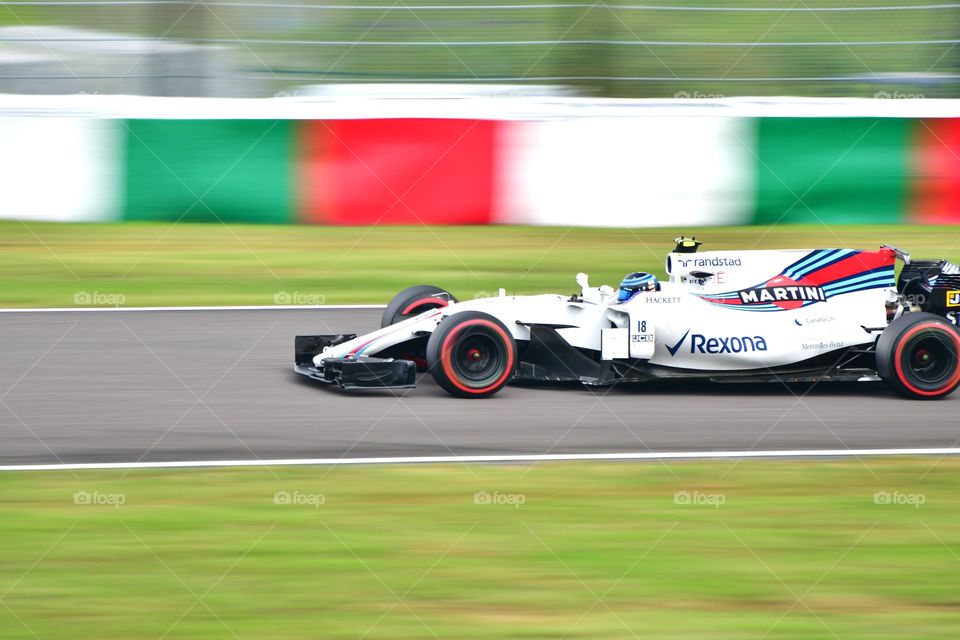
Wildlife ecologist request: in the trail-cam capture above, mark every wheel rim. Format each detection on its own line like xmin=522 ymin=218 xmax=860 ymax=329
xmin=902 ymin=331 xmax=958 ymax=389
xmin=449 ymin=331 xmax=507 ymax=387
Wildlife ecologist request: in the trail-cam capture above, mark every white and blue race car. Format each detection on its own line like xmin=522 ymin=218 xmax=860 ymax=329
xmin=295 ymin=238 xmax=960 ymax=399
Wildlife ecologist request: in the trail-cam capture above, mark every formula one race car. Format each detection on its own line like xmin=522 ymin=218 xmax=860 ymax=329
xmin=295 ymin=238 xmax=960 ymax=399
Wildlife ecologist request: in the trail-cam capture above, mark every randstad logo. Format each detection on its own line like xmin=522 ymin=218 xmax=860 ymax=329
xmin=676 ymin=256 xmax=743 ymax=268
xmin=667 ymin=330 xmax=769 ymax=356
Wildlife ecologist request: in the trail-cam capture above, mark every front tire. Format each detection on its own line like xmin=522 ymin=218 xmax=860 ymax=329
xmin=876 ymin=312 xmax=960 ymax=399
xmin=381 ymin=285 xmax=457 ymax=329
xmin=426 ymin=311 xmax=517 ymax=398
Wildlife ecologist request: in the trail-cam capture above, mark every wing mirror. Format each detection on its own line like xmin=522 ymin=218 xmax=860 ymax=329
xmin=881 ymin=244 xmax=911 ymax=265
xmin=576 ymin=272 xmax=589 ymax=294
xmin=576 ymin=272 xmax=607 ymax=304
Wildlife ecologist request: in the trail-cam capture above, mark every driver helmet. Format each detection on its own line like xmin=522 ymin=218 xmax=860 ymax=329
xmin=617 ymin=272 xmax=659 ymax=302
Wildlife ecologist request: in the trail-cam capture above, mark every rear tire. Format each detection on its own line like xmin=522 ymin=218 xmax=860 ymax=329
xmin=426 ymin=311 xmax=516 ymax=398
xmin=381 ymin=285 xmax=457 ymax=329
xmin=876 ymin=312 xmax=960 ymax=399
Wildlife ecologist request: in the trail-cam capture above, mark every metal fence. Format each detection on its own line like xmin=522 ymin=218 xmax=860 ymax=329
xmin=1 ymin=0 xmax=959 ymax=97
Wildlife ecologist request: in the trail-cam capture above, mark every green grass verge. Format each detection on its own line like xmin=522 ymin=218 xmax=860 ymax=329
xmin=1 ymin=459 xmax=959 ymax=638
xmin=3 ymin=221 xmax=960 ymax=308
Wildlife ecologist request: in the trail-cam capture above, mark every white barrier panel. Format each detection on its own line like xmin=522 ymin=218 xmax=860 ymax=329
xmin=0 ymin=117 xmax=120 ymax=222
xmin=1 ymin=94 xmax=959 ymax=119
xmin=496 ymin=117 xmax=754 ymax=227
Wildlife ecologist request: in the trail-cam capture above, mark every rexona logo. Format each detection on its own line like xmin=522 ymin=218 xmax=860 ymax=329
xmin=666 ymin=329 xmax=769 ymax=356
xmin=737 ymin=275 xmax=825 ymax=310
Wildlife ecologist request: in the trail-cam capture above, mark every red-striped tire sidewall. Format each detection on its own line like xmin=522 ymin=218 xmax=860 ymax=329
xmin=401 ymin=297 xmax=449 ymax=316
xmin=381 ymin=285 xmax=457 ymax=329
xmin=438 ymin=318 xmax=515 ymax=397
xmin=893 ymin=322 xmax=960 ymax=398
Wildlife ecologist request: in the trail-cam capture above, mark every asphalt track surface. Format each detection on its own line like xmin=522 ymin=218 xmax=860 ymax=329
xmin=1 ymin=308 xmax=958 ymax=465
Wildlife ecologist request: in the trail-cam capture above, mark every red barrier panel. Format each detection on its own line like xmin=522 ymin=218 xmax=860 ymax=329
xmin=300 ymin=119 xmax=498 ymax=225
xmin=912 ymin=118 xmax=960 ymax=224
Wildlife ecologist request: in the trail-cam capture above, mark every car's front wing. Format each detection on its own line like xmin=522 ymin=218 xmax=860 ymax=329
xmin=295 ymin=334 xmax=417 ymax=390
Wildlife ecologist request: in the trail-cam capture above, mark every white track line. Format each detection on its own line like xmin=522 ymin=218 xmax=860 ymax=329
xmin=2 ymin=448 xmax=959 ymax=471
xmin=0 ymin=305 xmax=386 ymax=313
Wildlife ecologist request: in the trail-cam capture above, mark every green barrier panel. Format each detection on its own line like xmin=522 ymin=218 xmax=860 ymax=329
xmin=754 ymin=118 xmax=911 ymax=225
xmin=123 ymin=119 xmax=294 ymax=223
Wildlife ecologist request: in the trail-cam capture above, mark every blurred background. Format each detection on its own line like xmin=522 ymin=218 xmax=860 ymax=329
xmin=2 ymin=0 xmax=960 ymax=98
xmin=4 ymin=10 xmax=960 ymax=638
xmin=2 ymin=2 xmax=959 ymax=234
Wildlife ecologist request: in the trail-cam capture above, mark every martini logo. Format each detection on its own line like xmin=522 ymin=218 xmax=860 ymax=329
xmin=948 ymin=290 xmax=960 ymax=308
xmin=737 ymin=276 xmax=826 ymax=310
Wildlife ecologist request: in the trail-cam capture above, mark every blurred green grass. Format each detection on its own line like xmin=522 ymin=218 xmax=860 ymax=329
xmin=2 ymin=221 xmax=960 ymax=307
xmin=1 ymin=459 xmax=959 ymax=638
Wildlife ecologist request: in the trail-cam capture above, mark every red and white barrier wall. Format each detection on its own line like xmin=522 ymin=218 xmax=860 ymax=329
xmin=0 ymin=117 xmax=119 ymax=222
xmin=1 ymin=95 xmax=959 ymax=226
xmin=301 ymin=119 xmax=501 ymax=225
xmin=497 ymin=117 xmax=753 ymax=227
